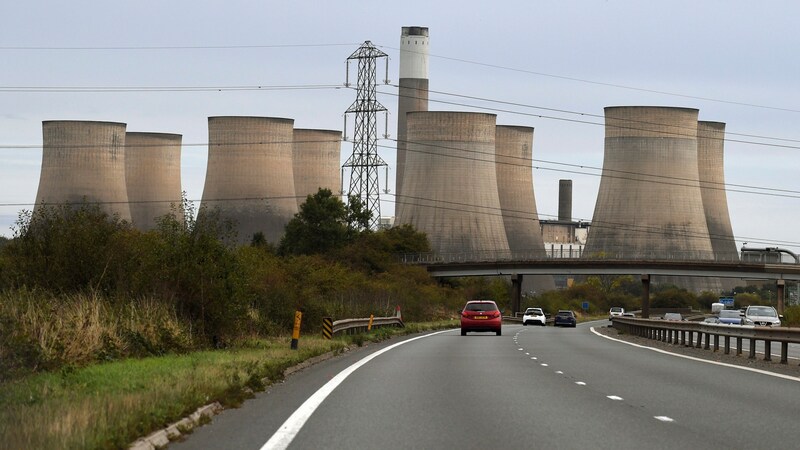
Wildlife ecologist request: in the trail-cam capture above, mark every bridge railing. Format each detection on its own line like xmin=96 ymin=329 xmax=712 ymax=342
xmin=399 ymin=250 xmax=752 ymax=264
xmin=611 ymin=317 xmax=800 ymax=364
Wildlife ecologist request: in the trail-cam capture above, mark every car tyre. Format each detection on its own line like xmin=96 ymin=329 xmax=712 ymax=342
xmin=461 ymin=329 xmax=466 ymax=336
xmin=523 ymin=322 xmax=527 ymax=326
xmin=496 ymin=329 xmax=502 ymax=336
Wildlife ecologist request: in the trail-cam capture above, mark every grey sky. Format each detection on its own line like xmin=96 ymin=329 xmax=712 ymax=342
xmin=2 ymin=0 xmax=798 ymax=253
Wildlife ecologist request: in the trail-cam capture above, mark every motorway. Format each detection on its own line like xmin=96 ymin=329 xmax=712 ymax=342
xmin=174 ymin=321 xmax=800 ymax=449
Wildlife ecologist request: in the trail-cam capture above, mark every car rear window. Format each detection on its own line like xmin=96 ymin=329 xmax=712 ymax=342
xmin=719 ymin=310 xmax=739 ymax=318
xmin=466 ymin=302 xmax=498 ymax=312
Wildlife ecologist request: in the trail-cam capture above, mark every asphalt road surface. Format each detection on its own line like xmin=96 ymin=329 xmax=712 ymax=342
xmin=174 ymin=322 xmax=800 ymax=449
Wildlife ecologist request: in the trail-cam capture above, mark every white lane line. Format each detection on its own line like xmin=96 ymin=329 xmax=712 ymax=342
xmin=531 ymin=357 xmax=537 ymax=360
xmin=654 ymin=416 xmax=675 ymax=423
xmin=525 ymin=352 xmax=530 ymax=355
xmin=590 ymin=327 xmax=800 ymax=383
xmin=518 ymin=348 xmax=524 ymax=351
xmin=607 ymin=395 xmax=624 ymax=401
xmin=575 ymin=381 xmax=587 ymax=386
xmin=540 ymin=363 xmax=549 ymax=367
xmin=261 ymin=329 xmax=452 ymax=450
xmin=555 ymin=371 xmax=563 ymax=374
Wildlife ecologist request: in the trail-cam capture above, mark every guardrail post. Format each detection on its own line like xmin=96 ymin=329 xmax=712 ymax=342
xmin=323 ymin=317 xmax=333 ymax=340
xmin=713 ymin=334 xmax=719 ymax=352
xmin=781 ymin=342 xmax=789 ymax=364
xmin=764 ymin=340 xmax=772 ymax=361
xmin=736 ymin=337 xmax=742 ymax=355
xmin=724 ymin=336 xmax=731 ymax=355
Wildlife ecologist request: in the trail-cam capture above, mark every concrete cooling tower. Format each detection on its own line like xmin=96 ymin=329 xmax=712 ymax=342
xmin=201 ymin=116 xmax=298 ymax=245
xmin=584 ymin=106 xmax=721 ymax=292
xmin=395 ymin=26 xmax=430 ymax=200
xmin=697 ymin=121 xmax=739 ymax=290
xmin=35 ymin=120 xmax=131 ymax=222
xmin=495 ymin=125 xmax=555 ymax=291
xmin=396 ymin=111 xmax=510 ymax=258
xmin=292 ymin=129 xmax=342 ymax=209
xmin=125 ymin=132 xmax=183 ymax=230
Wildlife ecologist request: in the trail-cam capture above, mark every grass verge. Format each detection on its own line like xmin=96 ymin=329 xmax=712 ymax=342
xmin=0 ymin=321 xmax=457 ymax=450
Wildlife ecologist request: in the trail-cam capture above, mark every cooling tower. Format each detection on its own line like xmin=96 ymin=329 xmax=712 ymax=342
xmin=125 ymin=132 xmax=183 ymax=230
xmin=495 ymin=125 xmax=555 ymax=291
xmin=35 ymin=120 xmax=131 ymax=222
xmin=201 ymin=116 xmax=298 ymax=245
xmin=292 ymin=129 xmax=342 ymax=209
xmin=396 ymin=111 xmax=510 ymax=258
xmin=558 ymin=179 xmax=573 ymax=222
xmin=584 ymin=106 xmax=720 ymax=292
xmin=697 ymin=121 xmax=739 ymax=290
xmin=395 ymin=26 xmax=430 ymax=200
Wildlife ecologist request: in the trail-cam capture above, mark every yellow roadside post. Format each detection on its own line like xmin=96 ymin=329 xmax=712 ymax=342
xmin=291 ymin=310 xmax=303 ymax=349
xmin=368 ymin=314 xmax=374 ymax=331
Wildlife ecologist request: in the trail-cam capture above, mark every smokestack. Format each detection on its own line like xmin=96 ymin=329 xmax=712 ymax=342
xmin=584 ymin=106 xmax=720 ymax=291
xmin=125 ymin=132 xmax=183 ymax=230
xmin=558 ymin=179 xmax=573 ymax=222
xmin=201 ymin=116 xmax=298 ymax=245
xmin=292 ymin=129 xmax=342 ymax=209
xmin=35 ymin=120 xmax=131 ymax=222
xmin=496 ymin=125 xmax=555 ymax=290
xmin=395 ymin=26 xmax=430 ymax=201
xmin=396 ymin=111 xmax=510 ymax=258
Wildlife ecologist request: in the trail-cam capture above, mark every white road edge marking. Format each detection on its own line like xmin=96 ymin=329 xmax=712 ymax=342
xmin=590 ymin=327 xmax=800 ymax=383
xmin=654 ymin=416 xmax=675 ymax=422
xmin=607 ymin=395 xmax=623 ymax=401
xmin=261 ymin=329 xmax=452 ymax=450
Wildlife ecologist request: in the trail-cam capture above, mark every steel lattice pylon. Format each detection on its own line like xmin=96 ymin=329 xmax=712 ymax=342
xmin=343 ymin=41 xmax=388 ymax=229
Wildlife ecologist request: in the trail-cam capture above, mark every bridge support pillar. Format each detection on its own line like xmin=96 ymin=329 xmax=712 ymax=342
xmin=777 ymin=279 xmax=785 ymax=315
xmin=641 ymin=274 xmax=651 ymax=318
xmin=511 ymin=274 xmax=522 ymax=315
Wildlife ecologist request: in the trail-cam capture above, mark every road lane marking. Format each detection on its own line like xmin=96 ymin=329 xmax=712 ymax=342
xmin=555 ymin=371 xmax=563 ymax=374
xmin=540 ymin=363 xmax=549 ymax=367
xmin=575 ymin=381 xmax=586 ymax=386
xmin=261 ymin=329 xmax=452 ymax=450
xmin=531 ymin=357 xmax=537 ymax=360
xmin=654 ymin=416 xmax=674 ymax=422
xmin=607 ymin=395 xmax=623 ymax=401
xmin=590 ymin=327 xmax=800 ymax=383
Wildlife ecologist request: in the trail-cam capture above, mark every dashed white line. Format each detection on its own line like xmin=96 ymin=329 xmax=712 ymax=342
xmin=575 ymin=381 xmax=586 ymax=386
xmin=607 ymin=395 xmax=624 ymax=401
xmin=540 ymin=363 xmax=549 ymax=367
xmin=654 ymin=416 xmax=675 ymax=423
xmin=555 ymin=371 xmax=563 ymax=374
xmin=531 ymin=357 xmax=537 ymax=360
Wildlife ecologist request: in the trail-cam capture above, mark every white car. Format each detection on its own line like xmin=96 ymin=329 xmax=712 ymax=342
xmin=609 ymin=307 xmax=625 ymax=320
xmin=744 ymin=305 xmax=782 ymax=327
xmin=522 ymin=307 xmax=546 ymax=326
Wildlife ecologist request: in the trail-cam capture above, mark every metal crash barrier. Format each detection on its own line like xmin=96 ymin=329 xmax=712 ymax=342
xmin=611 ymin=317 xmax=800 ymax=365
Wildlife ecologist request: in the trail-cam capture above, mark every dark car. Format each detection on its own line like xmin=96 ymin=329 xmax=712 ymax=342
xmin=460 ymin=300 xmax=502 ymax=336
xmin=553 ymin=310 xmax=577 ymax=328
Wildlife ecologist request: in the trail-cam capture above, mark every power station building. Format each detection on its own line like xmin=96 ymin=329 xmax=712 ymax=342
xmin=292 ymin=129 xmax=342 ymax=209
xmin=200 ymin=116 xmax=298 ymax=245
xmin=35 ymin=120 xmax=132 ymax=222
xmin=396 ymin=111 xmax=510 ymax=258
xmin=395 ymin=26 xmax=430 ymax=202
xmin=125 ymin=132 xmax=183 ymax=230
xmin=495 ymin=125 xmax=555 ymax=290
xmin=584 ymin=106 xmax=721 ymax=292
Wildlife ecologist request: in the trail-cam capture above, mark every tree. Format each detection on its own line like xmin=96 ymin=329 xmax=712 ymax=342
xmin=278 ymin=189 xmax=372 ymax=256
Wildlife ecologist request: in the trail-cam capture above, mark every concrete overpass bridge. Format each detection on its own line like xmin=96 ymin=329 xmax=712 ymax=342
xmin=406 ymin=254 xmax=800 ymax=317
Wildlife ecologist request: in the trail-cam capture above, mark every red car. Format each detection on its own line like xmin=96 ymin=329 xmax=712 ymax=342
xmin=460 ymin=300 xmax=502 ymax=336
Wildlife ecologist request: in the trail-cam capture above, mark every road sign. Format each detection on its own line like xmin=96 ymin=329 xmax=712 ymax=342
xmin=719 ymin=296 xmax=735 ymax=306
xmin=582 ymin=301 xmax=589 ymax=311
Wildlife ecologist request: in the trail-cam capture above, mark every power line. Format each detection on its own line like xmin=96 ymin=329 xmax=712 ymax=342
xmin=376 ymin=44 xmax=800 ymax=114
xmin=0 ymin=84 xmax=344 ymax=93
xmin=0 ymin=43 xmax=360 ymax=51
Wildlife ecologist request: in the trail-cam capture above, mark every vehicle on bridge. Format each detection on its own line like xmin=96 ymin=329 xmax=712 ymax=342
xmin=522 ymin=307 xmax=546 ymax=326
xmin=554 ymin=310 xmax=577 ymax=327
xmin=460 ymin=300 xmax=502 ymax=336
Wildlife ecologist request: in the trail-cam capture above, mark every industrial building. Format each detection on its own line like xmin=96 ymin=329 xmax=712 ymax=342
xmin=584 ymin=106 xmax=721 ymax=292
xmin=35 ymin=120 xmax=132 ymax=222
xmin=395 ymin=26 xmax=430 ymax=201
xmin=292 ymin=129 xmax=342 ymax=209
xmin=200 ymin=116 xmax=298 ymax=245
xmin=495 ymin=125 xmax=555 ymax=290
xmin=396 ymin=111 xmax=510 ymax=258
xmin=125 ymin=132 xmax=183 ymax=230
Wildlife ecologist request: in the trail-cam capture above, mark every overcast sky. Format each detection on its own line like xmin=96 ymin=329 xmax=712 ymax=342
xmin=2 ymin=0 xmax=799 ymax=254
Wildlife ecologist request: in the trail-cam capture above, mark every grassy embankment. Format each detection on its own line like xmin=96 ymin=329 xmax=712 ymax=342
xmin=0 ymin=321 xmax=456 ymax=450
